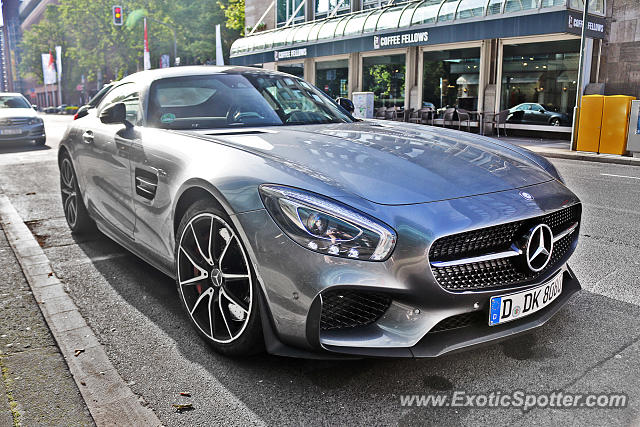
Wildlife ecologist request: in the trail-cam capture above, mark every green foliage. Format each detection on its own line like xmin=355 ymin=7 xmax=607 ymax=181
xmin=219 ymin=0 xmax=245 ymax=36
xmin=19 ymin=0 xmax=244 ymax=89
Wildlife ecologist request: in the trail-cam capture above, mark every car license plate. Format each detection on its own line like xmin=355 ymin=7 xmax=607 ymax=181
xmin=489 ymin=273 xmax=563 ymax=326
xmin=0 ymin=128 xmax=22 ymax=135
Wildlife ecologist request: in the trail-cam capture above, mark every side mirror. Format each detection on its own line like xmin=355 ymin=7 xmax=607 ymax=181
xmin=32 ymin=104 xmax=38 ymax=111
xmin=74 ymin=105 xmax=89 ymax=120
xmin=336 ymin=97 xmax=355 ymax=113
xmin=100 ymin=102 xmax=127 ymax=124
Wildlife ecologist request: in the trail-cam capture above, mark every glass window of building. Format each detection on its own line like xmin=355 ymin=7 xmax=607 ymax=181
xmin=412 ymin=0 xmax=445 ymax=25
xmin=277 ymin=0 xmax=305 ymax=26
xmin=278 ymin=63 xmax=305 ymax=79
xmin=540 ymin=0 xmax=565 ymax=6
xmin=362 ymin=54 xmax=406 ymax=108
xmin=569 ymin=0 xmax=605 ymax=15
xmin=422 ymin=48 xmax=481 ymax=111
xmin=504 ymin=0 xmax=540 ymax=13
xmin=377 ymin=4 xmax=407 ymax=31
xmin=438 ymin=0 xmax=462 ymax=22
xmin=456 ymin=0 xmax=487 ymax=19
xmin=316 ymin=59 xmax=349 ymax=99
xmin=487 ymin=0 xmax=505 ymax=15
xmin=501 ymin=40 xmax=580 ymax=126
xmin=315 ymin=0 xmax=351 ymax=19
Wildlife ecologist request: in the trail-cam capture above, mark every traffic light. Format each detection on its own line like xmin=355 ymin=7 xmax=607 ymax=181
xmin=113 ymin=6 xmax=123 ymax=26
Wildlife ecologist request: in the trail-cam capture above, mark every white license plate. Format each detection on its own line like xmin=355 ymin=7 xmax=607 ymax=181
xmin=0 ymin=128 xmax=22 ymax=135
xmin=489 ymin=273 xmax=563 ymax=326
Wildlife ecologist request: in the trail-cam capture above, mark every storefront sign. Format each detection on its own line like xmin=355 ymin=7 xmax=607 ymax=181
xmin=567 ymin=11 xmax=606 ymax=38
xmin=274 ymin=48 xmax=308 ymax=61
xmin=568 ymin=15 xmax=604 ymax=33
xmin=373 ymin=31 xmax=429 ymax=49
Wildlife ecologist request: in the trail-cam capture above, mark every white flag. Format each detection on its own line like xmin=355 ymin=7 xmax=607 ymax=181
xmin=41 ymin=53 xmax=57 ymax=85
xmin=216 ymin=24 xmax=224 ymax=66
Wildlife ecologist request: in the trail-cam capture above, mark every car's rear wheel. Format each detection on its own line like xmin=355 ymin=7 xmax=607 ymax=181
xmin=59 ymin=154 xmax=94 ymax=233
xmin=175 ymin=200 xmax=263 ymax=356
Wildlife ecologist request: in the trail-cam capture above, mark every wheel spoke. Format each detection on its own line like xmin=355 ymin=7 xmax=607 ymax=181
xmin=218 ymin=233 xmax=235 ymax=267
xmin=218 ymin=292 xmax=233 ymax=338
xmin=190 ymin=287 xmax=213 ymax=316
xmin=222 ymin=273 xmax=249 ymax=280
xmin=191 ymin=223 xmax=213 ymax=266
xmin=208 ymin=291 xmax=215 ymax=338
xmin=180 ymin=246 xmax=208 ymax=278
xmin=221 ymin=288 xmax=248 ymax=313
xmin=179 ymin=274 xmax=208 ymax=286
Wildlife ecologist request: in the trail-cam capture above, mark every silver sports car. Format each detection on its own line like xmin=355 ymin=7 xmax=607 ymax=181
xmin=59 ymin=66 xmax=581 ymax=358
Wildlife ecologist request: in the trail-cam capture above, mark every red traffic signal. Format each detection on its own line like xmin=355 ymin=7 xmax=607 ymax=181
xmin=113 ymin=6 xmax=123 ymax=26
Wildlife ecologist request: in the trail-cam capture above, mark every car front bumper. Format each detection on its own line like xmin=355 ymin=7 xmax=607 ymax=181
xmin=234 ymin=179 xmax=581 ymax=358
xmin=0 ymin=124 xmax=45 ymax=142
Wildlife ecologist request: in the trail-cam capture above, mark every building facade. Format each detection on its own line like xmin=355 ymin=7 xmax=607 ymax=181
xmin=231 ymin=0 xmax=637 ymax=134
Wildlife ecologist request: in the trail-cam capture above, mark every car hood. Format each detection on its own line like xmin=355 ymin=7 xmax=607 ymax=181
xmin=0 ymin=108 xmax=37 ymax=118
xmin=186 ymin=121 xmax=553 ymax=205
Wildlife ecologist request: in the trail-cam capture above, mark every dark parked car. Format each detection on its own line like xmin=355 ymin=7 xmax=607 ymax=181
xmin=58 ymin=67 xmax=581 ymax=358
xmin=508 ymin=103 xmax=571 ymax=126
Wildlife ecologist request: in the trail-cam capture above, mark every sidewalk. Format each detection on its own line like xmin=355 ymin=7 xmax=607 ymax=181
xmin=489 ymin=136 xmax=640 ymax=166
xmin=0 ymin=223 xmax=94 ymax=426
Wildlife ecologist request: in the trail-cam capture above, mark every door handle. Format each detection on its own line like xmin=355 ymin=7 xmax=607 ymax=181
xmin=82 ymin=131 xmax=94 ymax=144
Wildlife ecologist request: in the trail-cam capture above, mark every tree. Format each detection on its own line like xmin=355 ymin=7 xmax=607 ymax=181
xmin=19 ymin=0 xmax=245 ymax=98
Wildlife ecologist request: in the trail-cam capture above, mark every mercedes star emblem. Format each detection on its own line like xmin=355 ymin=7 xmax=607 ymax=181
xmin=525 ymin=224 xmax=554 ymax=272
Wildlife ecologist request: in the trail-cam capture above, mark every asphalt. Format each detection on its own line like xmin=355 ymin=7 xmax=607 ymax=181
xmin=0 ymin=115 xmax=639 ymax=426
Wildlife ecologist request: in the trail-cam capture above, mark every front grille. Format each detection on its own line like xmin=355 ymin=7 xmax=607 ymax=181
xmin=0 ymin=118 xmax=30 ymax=126
xmin=320 ymin=290 xmax=391 ymax=331
xmin=430 ymin=204 xmax=581 ymax=292
xmin=429 ymin=311 xmax=484 ymax=333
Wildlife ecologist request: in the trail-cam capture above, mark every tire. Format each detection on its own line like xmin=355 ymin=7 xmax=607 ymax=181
xmin=175 ymin=199 xmax=263 ymax=356
xmin=59 ymin=153 xmax=95 ymax=234
xmin=35 ymin=137 xmax=46 ymax=146
xmin=550 ymin=118 xmax=560 ymax=127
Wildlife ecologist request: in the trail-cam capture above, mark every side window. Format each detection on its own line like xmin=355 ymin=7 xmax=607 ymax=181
xmin=531 ymin=104 xmax=543 ymax=112
xmin=97 ymin=83 xmax=140 ymax=125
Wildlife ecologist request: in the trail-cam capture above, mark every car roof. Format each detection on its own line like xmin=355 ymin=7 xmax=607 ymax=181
xmin=0 ymin=92 xmax=26 ymax=97
xmin=119 ymin=65 xmax=292 ymax=86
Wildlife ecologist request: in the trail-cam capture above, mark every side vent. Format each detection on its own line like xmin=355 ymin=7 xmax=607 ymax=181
xmin=135 ymin=168 xmax=158 ymax=200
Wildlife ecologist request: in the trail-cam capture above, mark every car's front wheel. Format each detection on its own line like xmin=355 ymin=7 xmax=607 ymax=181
xmin=175 ymin=200 xmax=263 ymax=356
xmin=550 ymin=118 xmax=561 ymax=126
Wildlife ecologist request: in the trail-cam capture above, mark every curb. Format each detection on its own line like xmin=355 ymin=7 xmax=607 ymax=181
xmin=519 ymin=148 xmax=640 ymax=166
xmin=0 ymin=195 xmax=162 ymax=427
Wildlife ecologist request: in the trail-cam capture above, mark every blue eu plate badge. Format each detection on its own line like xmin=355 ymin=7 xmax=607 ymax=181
xmin=489 ymin=297 xmax=502 ymax=326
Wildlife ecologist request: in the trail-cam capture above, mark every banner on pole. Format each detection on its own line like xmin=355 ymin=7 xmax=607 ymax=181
xmin=55 ymin=46 xmax=62 ymax=77
xmin=41 ymin=53 xmax=57 ymax=85
xmin=215 ymin=24 xmax=224 ymax=66
xmin=143 ymin=18 xmax=151 ymax=70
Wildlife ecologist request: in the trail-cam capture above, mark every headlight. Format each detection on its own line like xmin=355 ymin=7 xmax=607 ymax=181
xmin=259 ymin=185 xmax=397 ymax=261
xmin=28 ymin=117 xmax=43 ymax=125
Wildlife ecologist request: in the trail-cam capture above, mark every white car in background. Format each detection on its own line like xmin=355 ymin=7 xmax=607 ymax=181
xmin=0 ymin=93 xmax=46 ymax=145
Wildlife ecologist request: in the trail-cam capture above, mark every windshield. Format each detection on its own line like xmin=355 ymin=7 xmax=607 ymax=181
xmin=0 ymin=95 xmax=31 ymax=109
xmin=147 ymin=73 xmax=355 ymax=129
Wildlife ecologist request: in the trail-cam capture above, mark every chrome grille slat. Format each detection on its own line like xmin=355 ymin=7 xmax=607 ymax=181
xmin=429 ymin=204 xmax=581 ymax=292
